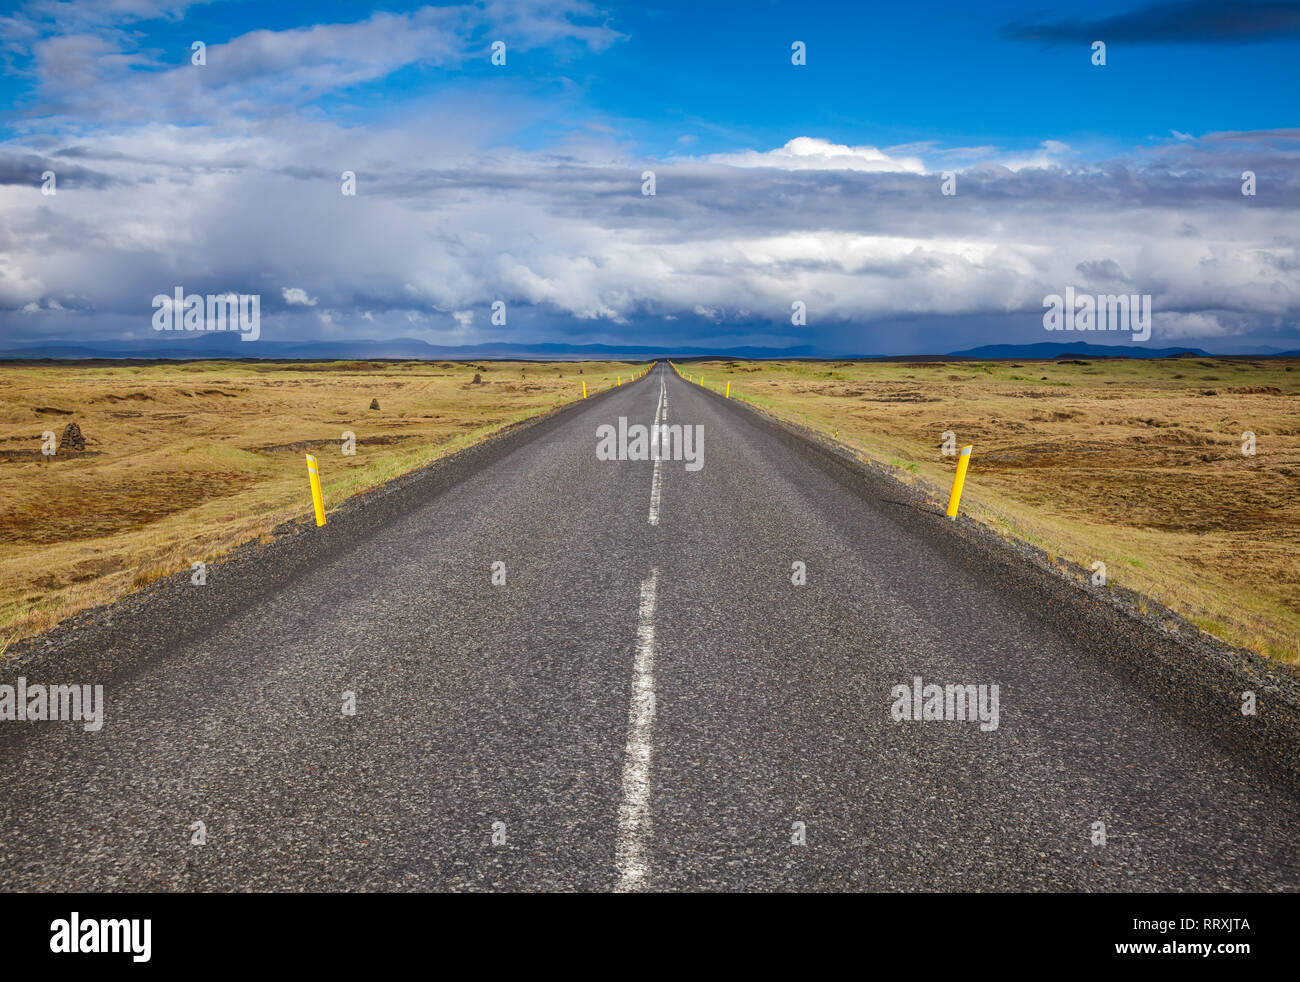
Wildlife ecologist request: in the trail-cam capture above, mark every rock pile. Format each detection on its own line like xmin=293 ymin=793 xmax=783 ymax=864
xmin=61 ymin=422 xmax=86 ymax=451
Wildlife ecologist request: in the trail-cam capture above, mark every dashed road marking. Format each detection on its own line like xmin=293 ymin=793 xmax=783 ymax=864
xmin=614 ymin=568 xmax=659 ymax=891
xmin=648 ymin=376 xmax=666 ymax=526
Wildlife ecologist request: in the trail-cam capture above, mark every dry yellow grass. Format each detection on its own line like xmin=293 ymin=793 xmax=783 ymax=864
xmin=0 ymin=359 xmax=639 ymax=642
xmin=689 ymin=357 xmax=1300 ymax=663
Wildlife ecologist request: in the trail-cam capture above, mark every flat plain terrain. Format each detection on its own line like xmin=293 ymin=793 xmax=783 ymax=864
xmin=0 ymin=359 xmax=637 ymax=644
xmin=683 ymin=357 xmax=1300 ymax=663
xmin=4 ymin=356 xmax=1298 ymax=666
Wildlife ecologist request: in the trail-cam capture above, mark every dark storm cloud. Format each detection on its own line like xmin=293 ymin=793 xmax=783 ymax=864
xmin=1002 ymin=1 xmax=1300 ymax=44
xmin=0 ymin=150 xmax=119 ymax=189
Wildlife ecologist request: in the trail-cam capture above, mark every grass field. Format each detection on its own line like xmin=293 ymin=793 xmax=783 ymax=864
xmin=681 ymin=357 xmax=1300 ymax=664
xmin=0 ymin=359 xmax=640 ymax=647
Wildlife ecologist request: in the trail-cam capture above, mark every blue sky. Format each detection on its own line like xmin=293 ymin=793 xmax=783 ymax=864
xmin=1 ymin=0 xmax=1298 ymax=354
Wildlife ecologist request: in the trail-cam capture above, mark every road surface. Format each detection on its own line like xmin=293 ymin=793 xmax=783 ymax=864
xmin=2 ymin=362 xmax=1298 ymax=891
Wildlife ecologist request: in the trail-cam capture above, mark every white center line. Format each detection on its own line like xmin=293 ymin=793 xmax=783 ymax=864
xmin=647 ymin=376 xmax=666 ymax=526
xmin=614 ymin=568 xmax=659 ymax=892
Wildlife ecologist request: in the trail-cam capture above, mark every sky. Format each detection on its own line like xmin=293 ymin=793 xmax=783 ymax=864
xmin=1 ymin=0 xmax=1298 ymax=355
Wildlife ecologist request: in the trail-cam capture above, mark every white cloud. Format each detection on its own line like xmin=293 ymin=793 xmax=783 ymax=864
xmin=0 ymin=38 xmax=1296 ymax=353
xmin=707 ymin=137 xmax=926 ymax=174
xmin=282 ymin=287 xmax=318 ymax=306
xmin=9 ymin=1 xmax=623 ymax=124
xmin=1154 ymin=311 xmax=1234 ymax=338
xmin=3 ymin=124 xmax=1297 ymax=348
xmin=701 ymin=136 xmax=1079 ymax=177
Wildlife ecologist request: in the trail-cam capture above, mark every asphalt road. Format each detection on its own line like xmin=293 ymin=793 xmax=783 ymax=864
xmin=2 ymin=362 xmax=1298 ymax=891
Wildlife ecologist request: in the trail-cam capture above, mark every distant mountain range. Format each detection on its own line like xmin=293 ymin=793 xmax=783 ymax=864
xmin=0 ymin=336 xmax=816 ymax=361
xmin=944 ymin=341 xmax=1217 ymax=359
xmin=1 ymin=335 xmax=1296 ymax=361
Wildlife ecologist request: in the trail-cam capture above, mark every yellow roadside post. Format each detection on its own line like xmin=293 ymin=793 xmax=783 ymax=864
xmin=945 ymin=445 xmax=973 ymax=519
xmin=618 ymin=375 xmax=622 ymax=386
xmin=305 ymin=453 xmax=326 ymax=526
xmin=725 ymin=381 xmax=730 ymax=398
xmin=582 ymin=381 xmax=587 ymax=399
